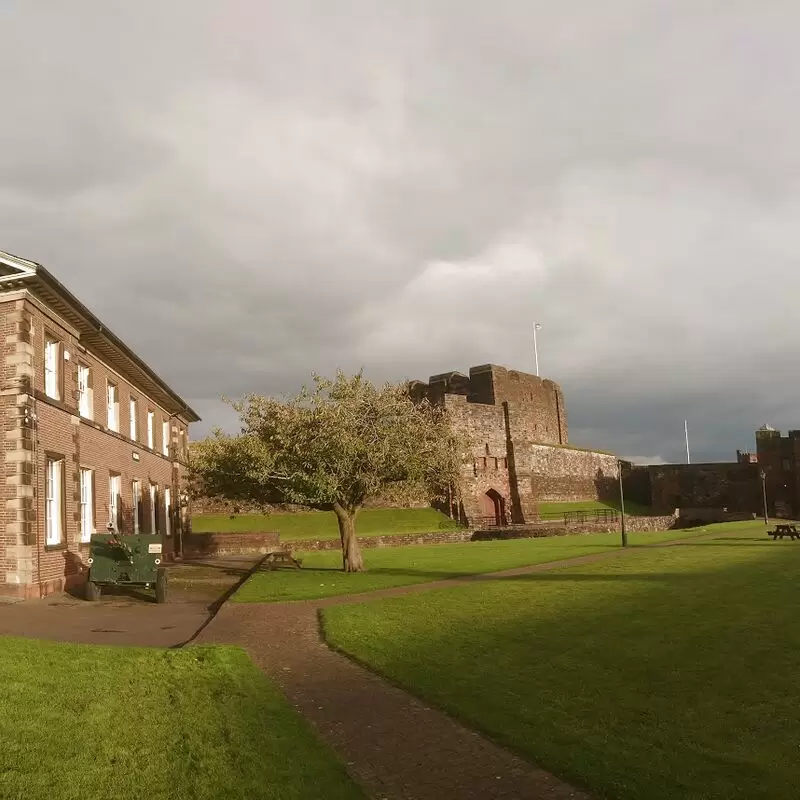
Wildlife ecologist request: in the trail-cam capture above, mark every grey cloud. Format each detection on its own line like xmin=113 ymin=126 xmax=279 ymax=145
xmin=1 ymin=1 xmax=798 ymax=461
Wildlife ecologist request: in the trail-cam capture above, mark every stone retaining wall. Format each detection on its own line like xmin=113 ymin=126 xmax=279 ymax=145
xmin=183 ymin=514 xmax=680 ymax=556
xmin=624 ymin=514 xmax=680 ymax=532
xmin=472 ymin=514 xmax=678 ymax=541
xmin=181 ymin=530 xmax=280 ymax=558
xmin=286 ymin=530 xmax=475 ymax=551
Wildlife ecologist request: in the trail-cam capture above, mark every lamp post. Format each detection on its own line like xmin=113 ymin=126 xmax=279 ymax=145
xmin=618 ymin=459 xmax=628 ymax=547
xmin=533 ymin=322 xmax=542 ymax=377
xmin=760 ymin=469 xmax=769 ymax=526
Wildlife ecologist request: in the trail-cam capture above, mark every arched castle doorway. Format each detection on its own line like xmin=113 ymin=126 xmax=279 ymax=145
xmin=481 ymin=489 xmax=507 ymax=527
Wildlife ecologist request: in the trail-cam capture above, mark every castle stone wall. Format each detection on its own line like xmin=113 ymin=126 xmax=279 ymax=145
xmin=527 ymin=445 xmax=619 ymax=503
xmin=415 ymin=364 xmax=618 ymax=525
xmin=644 ymin=462 xmax=761 ymax=514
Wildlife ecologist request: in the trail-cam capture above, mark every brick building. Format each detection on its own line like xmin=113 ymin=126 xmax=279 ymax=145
xmin=410 ymin=364 xmax=619 ymax=525
xmin=0 ymin=251 xmax=199 ymax=599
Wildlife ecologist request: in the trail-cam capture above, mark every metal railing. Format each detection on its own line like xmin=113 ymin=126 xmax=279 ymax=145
xmin=471 ymin=508 xmax=620 ymax=528
xmin=559 ymin=508 xmax=619 ymax=525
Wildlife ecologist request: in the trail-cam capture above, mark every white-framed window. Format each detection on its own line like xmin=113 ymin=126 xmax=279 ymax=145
xmin=109 ymin=474 xmax=121 ymax=531
xmin=149 ymin=483 xmax=158 ymax=533
xmin=162 ymin=420 xmax=170 ymax=456
xmin=130 ymin=398 xmax=138 ymax=441
xmin=132 ymin=479 xmax=141 ymax=533
xmin=164 ymin=487 xmax=172 ymax=537
xmin=179 ymin=428 xmax=186 ymax=459
xmin=45 ymin=457 xmax=63 ymax=545
xmin=80 ymin=468 xmax=94 ymax=543
xmin=147 ymin=411 xmax=155 ymax=449
xmin=107 ymin=382 xmax=119 ymax=432
xmin=77 ymin=364 xmax=93 ymax=419
xmin=44 ymin=338 xmax=60 ymax=400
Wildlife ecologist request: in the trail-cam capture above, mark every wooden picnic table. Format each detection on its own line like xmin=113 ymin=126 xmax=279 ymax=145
xmin=769 ymin=524 xmax=799 ymax=540
xmin=264 ymin=549 xmax=304 ymax=570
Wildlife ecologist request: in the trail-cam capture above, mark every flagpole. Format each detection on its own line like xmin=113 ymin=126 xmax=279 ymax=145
xmin=533 ymin=323 xmax=541 ymax=376
xmin=685 ymin=420 xmax=691 ymax=464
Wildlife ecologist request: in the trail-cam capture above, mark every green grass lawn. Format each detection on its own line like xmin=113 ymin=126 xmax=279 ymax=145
xmin=538 ymin=499 xmax=655 ymax=516
xmin=323 ymin=524 xmax=800 ymax=800
xmin=191 ymin=507 xmax=460 ymax=540
xmin=232 ymin=523 xmax=745 ymax=604
xmin=0 ymin=639 xmax=362 ymax=800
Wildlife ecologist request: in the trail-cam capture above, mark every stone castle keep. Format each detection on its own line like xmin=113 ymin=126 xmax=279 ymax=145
xmin=409 ymin=364 xmax=619 ymax=525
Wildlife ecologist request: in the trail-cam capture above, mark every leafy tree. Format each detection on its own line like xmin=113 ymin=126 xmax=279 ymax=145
xmin=190 ymin=371 xmax=465 ymax=571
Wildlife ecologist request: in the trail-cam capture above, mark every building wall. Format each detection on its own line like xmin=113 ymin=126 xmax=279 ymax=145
xmin=423 ymin=364 xmax=567 ymax=446
xmin=416 ymin=364 xmax=615 ymax=524
xmin=1 ymin=296 xmax=193 ymax=598
xmin=442 ymin=394 xmax=518 ymax=523
xmin=645 ymin=462 xmax=761 ymax=514
xmin=478 ymin=365 xmax=568 ymax=446
xmin=526 ymin=445 xmax=619 ymax=503
xmin=755 ymin=429 xmax=800 ymax=517
xmin=621 ymin=465 xmax=653 ymax=507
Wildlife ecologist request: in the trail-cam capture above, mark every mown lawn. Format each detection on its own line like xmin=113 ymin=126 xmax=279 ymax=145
xmin=323 ymin=525 xmax=799 ymax=800
xmin=232 ymin=523 xmax=743 ymax=604
xmin=539 ymin=499 xmax=655 ymax=516
xmin=0 ymin=639 xmax=362 ymax=800
xmin=191 ymin=507 xmax=460 ymax=540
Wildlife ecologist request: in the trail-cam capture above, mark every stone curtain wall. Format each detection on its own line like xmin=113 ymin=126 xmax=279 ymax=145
xmin=621 ymin=465 xmax=653 ymax=508
xmin=647 ymin=462 xmax=761 ymax=514
xmin=527 ymin=444 xmax=620 ymax=504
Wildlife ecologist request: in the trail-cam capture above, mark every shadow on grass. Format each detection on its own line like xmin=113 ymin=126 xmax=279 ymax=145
xmin=672 ymin=541 xmax=790 ymax=547
xmin=253 ymin=566 xmax=701 ymax=585
xmin=321 ymin=548 xmax=800 ymax=800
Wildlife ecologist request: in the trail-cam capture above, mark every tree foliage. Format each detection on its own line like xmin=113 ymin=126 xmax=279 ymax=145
xmin=190 ymin=371 xmax=466 ymax=571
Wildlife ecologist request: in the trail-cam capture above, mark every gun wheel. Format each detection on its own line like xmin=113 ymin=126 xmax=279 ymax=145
xmin=155 ymin=568 xmax=168 ymax=604
xmin=85 ymin=579 xmax=101 ymax=602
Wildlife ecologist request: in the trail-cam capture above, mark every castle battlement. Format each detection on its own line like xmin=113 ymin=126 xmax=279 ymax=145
xmin=411 ymin=364 xmax=567 ymax=446
xmin=411 ymin=364 xmax=617 ymax=526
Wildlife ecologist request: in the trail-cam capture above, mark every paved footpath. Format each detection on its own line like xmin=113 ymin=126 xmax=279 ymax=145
xmin=0 ymin=556 xmax=262 ymax=648
xmin=197 ymin=533 xmax=730 ymax=799
xmin=195 ymin=544 xmax=683 ymax=800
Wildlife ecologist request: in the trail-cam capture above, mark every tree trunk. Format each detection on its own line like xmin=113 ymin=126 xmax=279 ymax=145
xmin=334 ymin=504 xmax=364 ymax=572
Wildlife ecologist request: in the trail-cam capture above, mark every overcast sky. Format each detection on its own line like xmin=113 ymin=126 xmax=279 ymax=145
xmin=2 ymin=1 xmax=798 ymax=464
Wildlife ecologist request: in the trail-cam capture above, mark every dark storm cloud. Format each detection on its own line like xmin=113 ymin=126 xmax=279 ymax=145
xmin=2 ymin=1 xmax=799 ymax=462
